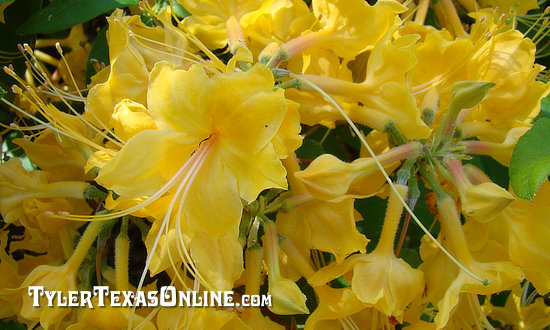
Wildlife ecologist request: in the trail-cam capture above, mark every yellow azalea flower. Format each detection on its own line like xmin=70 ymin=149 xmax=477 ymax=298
xmin=485 ymin=285 xmax=550 ymax=329
xmin=446 ymin=157 xmax=515 ymax=222
xmin=295 ymin=34 xmax=431 ymax=139
xmin=420 ymin=197 xmax=522 ymax=328
xmin=179 ymin=0 xmax=266 ymax=50
xmin=405 ymin=17 xmax=549 ymax=144
xmin=463 ymin=181 xmax=550 ymax=294
xmin=465 ymin=29 xmax=549 ymax=138
xmin=240 ymin=0 xmax=314 ymax=57
xmin=264 ymin=220 xmax=309 ymax=315
xmin=0 ymin=158 xmax=89 ymax=238
xmin=304 ymin=285 xmax=396 ymax=330
xmin=309 ymin=250 xmax=424 ymax=321
xmin=2 ymin=222 xmax=104 ymax=329
xmin=494 ymin=181 xmax=550 ymax=294
xmin=309 ymin=185 xmax=423 ymax=321
xmin=85 ymin=9 xmax=190 ymax=127
xmin=295 ymin=0 xmax=406 ymax=59
xmin=14 ymin=130 xmax=87 ymax=181
xmin=96 ymin=63 xmax=296 ymax=291
xmin=277 ymin=197 xmax=368 ymax=264
xmin=295 ymin=142 xmax=420 ymax=201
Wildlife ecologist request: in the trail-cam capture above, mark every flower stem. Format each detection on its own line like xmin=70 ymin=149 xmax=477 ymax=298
xmin=115 ymin=217 xmax=130 ymax=291
xmin=263 ymin=220 xmax=282 ymax=284
xmin=66 ymin=221 xmax=106 ymax=270
xmin=376 ymin=184 xmax=408 ymax=255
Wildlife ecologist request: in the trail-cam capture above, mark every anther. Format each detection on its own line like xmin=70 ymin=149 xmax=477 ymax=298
xmin=55 ymin=42 xmax=64 ymax=54
xmin=3 ymin=66 xmax=15 ymax=76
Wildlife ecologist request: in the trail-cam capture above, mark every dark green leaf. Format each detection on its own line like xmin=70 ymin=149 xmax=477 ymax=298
xmin=398 ymin=248 xmax=422 ymax=268
xmin=0 ymin=0 xmax=42 ymax=103
xmin=0 ymin=320 xmax=26 ymax=330
xmin=296 ymin=139 xmax=324 ymax=159
xmin=85 ymin=26 xmax=109 ymax=84
xmin=18 ymin=0 xmax=139 ymax=35
xmin=510 ymin=117 xmax=550 ymax=200
xmin=535 ymin=94 xmax=550 ymax=121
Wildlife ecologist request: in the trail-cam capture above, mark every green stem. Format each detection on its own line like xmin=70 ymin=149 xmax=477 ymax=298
xmin=418 ymin=164 xmax=446 ymax=198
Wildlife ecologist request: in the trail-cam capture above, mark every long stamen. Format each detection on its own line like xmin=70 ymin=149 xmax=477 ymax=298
xmin=20 ymin=44 xmax=126 ymax=147
xmin=128 ymin=139 xmax=214 ymax=329
xmin=54 ymin=42 xmax=85 ymax=101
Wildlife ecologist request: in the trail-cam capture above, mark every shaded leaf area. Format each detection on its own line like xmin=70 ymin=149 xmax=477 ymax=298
xmin=18 ymin=0 xmax=139 ymax=35
xmin=0 ymin=0 xmax=42 ymax=103
xmin=85 ymin=25 xmax=108 ymax=84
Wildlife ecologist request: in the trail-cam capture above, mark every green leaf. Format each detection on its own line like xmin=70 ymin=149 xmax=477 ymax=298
xmin=510 ymin=117 xmax=550 ymax=200
xmin=172 ymin=2 xmax=190 ymax=18
xmin=296 ymin=139 xmax=324 ymax=159
xmin=0 ymin=0 xmax=42 ymax=103
xmin=18 ymin=0 xmax=139 ymax=35
xmin=398 ymin=248 xmax=422 ymax=268
xmin=0 ymin=320 xmax=26 ymax=330
xmin=533 ymin=94 xmax=550 ymax=122
xmin=85 ymin=26 xmax=109 ymax=84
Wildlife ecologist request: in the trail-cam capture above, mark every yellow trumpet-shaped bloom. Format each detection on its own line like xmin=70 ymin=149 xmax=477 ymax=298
xmin=179 ymin=0 xmax=266 ymax=50
xmin=295 ymin=142 xmax=420 ymax=201
xmin=309 ymin=185 xmax=424 ymax=321
xmin=0 ymin=159 xmax=89 ymax=240
xmin=305 ymin=0 xmax=406 ymax=59
xmin=85 ymin=9 xmax=190 ymax=128
xmin=485 ymin=285 xmax=550 ymax=329
xmin=96 ymin=62 xmax=298 ymax=291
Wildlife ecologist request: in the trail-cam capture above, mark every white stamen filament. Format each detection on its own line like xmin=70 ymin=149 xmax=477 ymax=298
xmin=129 ymin=139 xmax=214 ymax=329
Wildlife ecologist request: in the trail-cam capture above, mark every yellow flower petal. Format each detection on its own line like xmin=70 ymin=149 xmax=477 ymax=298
xmin=190 ymin=231 xmax=244 ymax=291
xmin=96 ymin=129 xmax=197 ymax=198
xmin=148 ymin=62 xmax=211 ymax=138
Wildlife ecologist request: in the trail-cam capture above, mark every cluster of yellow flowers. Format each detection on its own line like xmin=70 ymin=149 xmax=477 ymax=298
xmin=1 ymin=0 xmax=550 ymax=328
